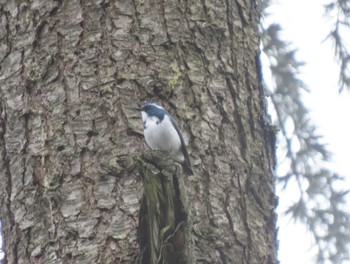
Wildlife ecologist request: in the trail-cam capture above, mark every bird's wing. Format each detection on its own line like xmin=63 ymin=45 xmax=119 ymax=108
xmin=169 ymin=115 xmax=193 ymax=175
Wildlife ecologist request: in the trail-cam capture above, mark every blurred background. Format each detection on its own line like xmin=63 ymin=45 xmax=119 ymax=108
xmin=262 ymin=0 xmax=350 ymax=263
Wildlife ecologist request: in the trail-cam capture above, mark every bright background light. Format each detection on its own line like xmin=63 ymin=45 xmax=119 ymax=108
xmin=267 ymin=0 xmax=350 ymax=263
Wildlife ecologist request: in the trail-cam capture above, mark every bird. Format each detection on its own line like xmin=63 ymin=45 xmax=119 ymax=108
xmin=139 ymin=102 xmax=194 ymax=175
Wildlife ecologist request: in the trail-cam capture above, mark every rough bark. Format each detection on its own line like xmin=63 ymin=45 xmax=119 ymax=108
xmin=137 ymin=151 xmax=194 ymax=264
xmin=0 ymin=0 xmax=277 ymax=264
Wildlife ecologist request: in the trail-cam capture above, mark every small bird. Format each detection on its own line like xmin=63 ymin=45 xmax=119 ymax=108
xmin=139 ymin=102 xmax=194 ymax=175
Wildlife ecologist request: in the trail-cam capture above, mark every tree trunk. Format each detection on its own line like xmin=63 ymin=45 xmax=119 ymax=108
xmin=0 ymin=0 xmax=277 ymax=263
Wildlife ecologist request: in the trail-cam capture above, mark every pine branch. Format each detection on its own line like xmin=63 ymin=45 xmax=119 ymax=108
xmin=261 ymin=20 xmax=350 ymax=263
xmin=324 ymin=0 xmax=350 ymax=92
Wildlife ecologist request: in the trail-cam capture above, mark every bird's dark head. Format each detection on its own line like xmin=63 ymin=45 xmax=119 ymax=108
xmin=141 ymin=102 xmax=168 ymax=122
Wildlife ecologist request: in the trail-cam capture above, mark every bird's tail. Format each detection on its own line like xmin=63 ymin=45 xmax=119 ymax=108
xmin=182 ymin=160 xmax=194 ymax=175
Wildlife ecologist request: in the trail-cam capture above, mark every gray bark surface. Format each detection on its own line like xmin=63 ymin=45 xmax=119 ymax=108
xmin=0 ymin=0 xmax=277 ymax=263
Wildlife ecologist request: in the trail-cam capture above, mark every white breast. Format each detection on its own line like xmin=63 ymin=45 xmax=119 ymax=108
xmin=143 ymin=114 xmax=184 ymax=162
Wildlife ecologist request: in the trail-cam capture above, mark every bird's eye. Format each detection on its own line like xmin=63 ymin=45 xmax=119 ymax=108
xmin=156 ymin=121 xmax=159 ymax=125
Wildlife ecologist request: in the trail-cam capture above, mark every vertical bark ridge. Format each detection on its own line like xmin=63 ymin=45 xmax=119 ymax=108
xmin=137 ymin=152 xmax=194 ymax=264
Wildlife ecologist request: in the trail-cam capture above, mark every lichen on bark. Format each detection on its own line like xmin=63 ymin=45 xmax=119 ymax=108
xmin=136 ymin=151 xmax=194 ymax=264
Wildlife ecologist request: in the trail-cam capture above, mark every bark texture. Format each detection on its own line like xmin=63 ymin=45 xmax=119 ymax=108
xmin=137 ymin=151 xmax=194 ymax=264
xmin=0 ymin=0 xmax=277 ymax=264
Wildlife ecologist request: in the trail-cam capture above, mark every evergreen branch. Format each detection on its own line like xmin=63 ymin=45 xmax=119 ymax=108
xmin=324 ymin=0 xmax=350 ymax=92
xmin=261 ymin=21 xmax=350 ymax=263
